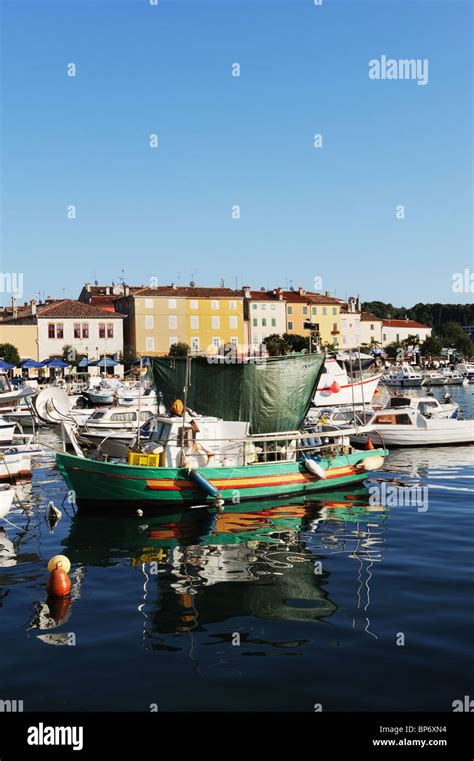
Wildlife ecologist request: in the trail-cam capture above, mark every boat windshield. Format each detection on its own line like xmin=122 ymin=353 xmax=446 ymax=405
xmin=374 ymin=413 xmax=413 ymax=425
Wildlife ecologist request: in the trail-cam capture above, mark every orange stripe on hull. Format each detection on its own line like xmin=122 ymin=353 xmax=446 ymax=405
xmin=146 ymin=466 xmax=357 ymax=491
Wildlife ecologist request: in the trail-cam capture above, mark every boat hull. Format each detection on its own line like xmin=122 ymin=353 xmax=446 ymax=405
xmin=56 ymin=449 xmax=388 ymax=509
xmin=351 ymin=426 xmax=474 ymax=447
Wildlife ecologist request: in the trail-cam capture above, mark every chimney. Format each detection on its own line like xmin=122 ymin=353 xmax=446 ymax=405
xmin=86 ymin=283 xmax=91 ymax=292
xmin=31 ymin=299 xmax=37 ymax=316
xmin=171 ymin=283 xmax=177 ymax=290
xmin=325 ymin=290 xmax=330 ymax=297
xmin=124 ymin=285 xmax=130 ymax=297
xmin=105 ymin=287 xmax=110 ymax=295
xmin=11 ymin=296 xmax=17 ymax=319
xmin=243 ymin=286 xmax=251 ymax=298
xmin=298 ymin=287 xmax=306 ymax=296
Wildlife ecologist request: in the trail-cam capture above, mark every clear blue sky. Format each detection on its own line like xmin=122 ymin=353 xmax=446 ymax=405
xmin=1 ymin=0 xmax=472 ymax=306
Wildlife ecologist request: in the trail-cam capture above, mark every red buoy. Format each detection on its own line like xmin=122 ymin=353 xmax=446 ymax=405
xmin=365 ymin=437 xmax=375 ymax=450
xmin=330 ymin=381 xmax=341 ymax=394
xmin=46 ymin=565 xmax=72 ymax=597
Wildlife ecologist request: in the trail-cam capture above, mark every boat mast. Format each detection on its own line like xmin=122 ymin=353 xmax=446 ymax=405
xmin=180 ymin=353 xmax=191 ymax=466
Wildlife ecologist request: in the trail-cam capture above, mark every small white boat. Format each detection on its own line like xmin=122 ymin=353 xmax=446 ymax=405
xmin=313 ymin=357 xmax=382 ymax=407
xmin=456 ymin=362 xmax=474 ymax=382
xmin=0 ymin=485 xmax=15 ymax=519
xmin=422 ymin=371 xmax=446 ymax=387
xmin=383 ymin=394 xmax=460 ymax=419
xmin=440 ymin=369 xmax=465 ymax=385
xmin=0 ymin=449 xmax=32 ymax=480
xmin=350 ymin=407 xmax=474 ymax=447
xmin=0 ymin=417 xmax=16 ymax=445
xmin=383 ymin=365 xmax=423 ymax=387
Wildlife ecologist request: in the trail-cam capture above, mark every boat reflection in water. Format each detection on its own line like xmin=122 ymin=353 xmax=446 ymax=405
xmin=63 ymin=485 xmax=388 ymax=644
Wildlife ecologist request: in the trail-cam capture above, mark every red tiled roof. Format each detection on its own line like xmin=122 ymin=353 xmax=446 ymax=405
xmin=382 ymin=319 xmax=430 ymax=329
xmin=132 ymin=286 xmax=239 ymax=298
xmin=283 ymin=290 xmax=341 ymax=305
xmin=361 ymin=311 xmax=383 ymax=322
xmin=241 ymin=290 xmax=285 ymax=302
xmin=1 ymin=300 xmax=124 ymax=322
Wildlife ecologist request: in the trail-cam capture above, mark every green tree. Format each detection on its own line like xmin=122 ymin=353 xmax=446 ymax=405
xmin=0 ymin=343 xmax=20 ymax=366
xmin=263 ymin=334 xmax=286 ymax=356
xmin=169 ymin=342 xmax=190 ymax=357
xmin=420 ymin=335 xmax=443 ymax=356
xmin=283 ymin=333 xmax=309 ymax=353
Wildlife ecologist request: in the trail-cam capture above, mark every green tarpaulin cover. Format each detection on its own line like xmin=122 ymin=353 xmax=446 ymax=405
xmin=150 ymin=353 xmax=325 ymax=434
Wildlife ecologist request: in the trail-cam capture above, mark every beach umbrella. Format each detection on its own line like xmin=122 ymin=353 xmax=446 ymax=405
xmin=0 ymin=360 xmax=15 ymax=370
xmin=43 ymin=357 xmax=70 ymax=368
xmin=91 ymin=356 xmax=120 ymax=368
xmin=20 ymin=358 xmax=44 ymax=369
xmin=77 ymin=357 xmax=90 ymax=368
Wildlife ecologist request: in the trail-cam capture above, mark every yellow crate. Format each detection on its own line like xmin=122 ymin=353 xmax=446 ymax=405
xmin=127 ymin=451 xmax=161 ymax=468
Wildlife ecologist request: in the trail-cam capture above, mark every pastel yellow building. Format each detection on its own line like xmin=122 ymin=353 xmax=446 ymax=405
xmin=0 ymin=324 xmax=39 ymax=360
xmin=115 ymin=285 xmax=246 ymax=356
xmin=284 ymin=289 xmax=342 ymax=347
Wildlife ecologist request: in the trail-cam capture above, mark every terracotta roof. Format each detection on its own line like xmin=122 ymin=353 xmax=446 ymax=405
xmin=382 ymin=319 xmax=430 ymax=329
xmin=283 ymin=290 xmax=341 ymax=305
xmin=361 ymin=311 xmax=383 ymax=322
xmin=131 ymin=286 xmax=239 ymax=298
xmin=241 ymin=290 xmax=285 ymax=302
xmin=1 ymin=300 xmax=124 ymax=322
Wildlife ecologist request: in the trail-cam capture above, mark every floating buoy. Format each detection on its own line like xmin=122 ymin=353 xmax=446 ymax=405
xmin=170 ymin=399 xmax=184 ymax=416
xmin=47 ymin=501 xmax=62 ymax=522
xmin=330 ymin=381 xmax=341 ymax=394
xmin=365 ymin=437 xmax=375 ymax=450
xmin=46 ymin=562 xmax=71 ymax=598
xmin=47 ymin=554 xmax=71 ymax=574
xmin=303 ymin=458 xmax=327 ymax=479
xmin=136 ymin=509 xmax=143 ymax=517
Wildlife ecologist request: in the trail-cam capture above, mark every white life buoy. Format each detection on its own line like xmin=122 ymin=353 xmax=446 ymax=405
xmin=303 ymin=458 xmax=327 ymax=479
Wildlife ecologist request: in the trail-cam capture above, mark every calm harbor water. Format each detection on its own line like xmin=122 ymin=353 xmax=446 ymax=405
xmin=0 ymin=386 xmax=473 ymax=712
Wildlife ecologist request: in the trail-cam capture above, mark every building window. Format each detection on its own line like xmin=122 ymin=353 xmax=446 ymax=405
xmin=332 ymin=307 xmax=337 ymax=315
xmin=229 ymin=316 xmax=237 ymax=329
xmin=212 ymin=337 xmax=221 ymax=348
xmin=145 ymin=315 xmax=154 ymax=329
xmin=190 ymin=300 xmax=198 ymax=310
xmin=168 ymin=299 xmax=177 ymax=309
xmin=146 ymin=337 xmax=155 ymax=351
xmin=261 ymin=304 xmax=266 ymax=311
xmin=396 ymin=334 xmax=400 ymax=342
xmin=212 ymin=316 xmax=220 ymax=329
xmin=252 ymin=303 xmax=257 ymax=310
xmin=82 ymin=324 xmax=89 ymax=339
xmin=211 ymin=300 xmax=219 ymax=310
xmin=191 ymin=337 xmax=200 ymax=351
xmin=74 ymin=323 xmax=81 ymax=339
xmin=287 ymin=306 xmax=293 ymax=315
xmin=302 ymin=306 xmax=308 ymax=315
xmin=288 ymin=321 xmax=293 ymax=330
xmin=322 ymin=307 xmax=327 ymax=316
xmin=253 ymin=335 xmax=259 ymax=344
xmin=99 ymin=323 xmax=106 ymax=338
xmin=271 ymin=318 xmax=276 ymax=327
xmin=190 ymin=316 xmax=199 ymax=329
xmin=107 ymin=324 xmax=114 ymax=338
xmin=169 ymin=336 xmax=178 ymax=347
xmin=230 ymin=301 xmax=237 ymax=310
xmin=252 ymin=318 xmax=258 ymax=327
xmin=262 ymin=318 xmax=267 ymax=327
xmin=271 ymin=304 xmax=276 ymax=311
xmin=312 ymin=306 xmax=317 ymax=315
xmin=383 ymin=333 xmax=387 ymax=342
xmin=370 ymin=324 xmax=374 ymax=331
xmin=169 ymin=315 xmax=177 ymax=330
xmin=56 ymin=324 xmax=64 ymax=339
xmin=48 ymin=323 xmax=55 ymax=339
xmin=230 ymin=336 xmax=238 ymax=346
xmin=145 ymin=298 xmax=154 ymax=309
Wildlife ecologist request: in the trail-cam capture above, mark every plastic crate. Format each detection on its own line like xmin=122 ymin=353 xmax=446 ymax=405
xmin=127 ymin=451 xmax=161 ymax=468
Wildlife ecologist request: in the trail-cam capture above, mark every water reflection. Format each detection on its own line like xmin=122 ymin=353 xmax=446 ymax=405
xmin=62 ymin=486 xmax=388 ymax=641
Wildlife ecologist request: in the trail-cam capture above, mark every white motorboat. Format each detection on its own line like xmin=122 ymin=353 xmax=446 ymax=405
xmin=383 ymin=365 xmax=423 ymax=387
xmin=383 ymin=394 xmax=460 ymax=419
xmin=0 ymin=448 xmax=32 ymax=480
xmin=456 ymin=361 xmax=474 ymax=382
xmin=422 ymin=371 xmax=446 ymax=387
xmin=0 ymin=485 xmax=15 ymax=519
xmin=0 ymin=417 xmax=16 ymax=445
xmin=440 ymin=368 xmax=465 ymax=385
xmin=312 ymin=357 xmax=382 ymax=407
xmin=350 ymin=407 xmax=474 ymax=447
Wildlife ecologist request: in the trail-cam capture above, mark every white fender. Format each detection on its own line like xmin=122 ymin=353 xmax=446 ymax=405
xmin=303 ymin=458 xmax=327 ymax=479
xmin=357 ymin=455 xmax=384 ymax=472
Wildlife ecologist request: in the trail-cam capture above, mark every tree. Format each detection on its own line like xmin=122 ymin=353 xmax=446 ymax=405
xmin=62 ymin=345 xmax=78 ymax=365
xmin=283 ymin=333 xmax=309 ymax=353
xmin=420 ymin=335 xmax=443 ymax=357
xmin=437 ymin=322 xmax=474 ymax=356
xmin=169 ymin=342 xmax=190 ymax=357
xmin=263 ymin=334 xmax=287 ymax=356
xmin=0 ymin=343 xmax=20 ymax=366
xmin=122 ymin=345 xmax=138 ymax=368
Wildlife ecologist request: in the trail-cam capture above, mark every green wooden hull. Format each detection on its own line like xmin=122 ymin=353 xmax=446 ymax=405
xmin=55 ymin=448 xmax=388 ymax=510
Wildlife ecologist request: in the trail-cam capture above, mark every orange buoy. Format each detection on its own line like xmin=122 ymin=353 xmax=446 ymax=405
xmin=170 ymin=399 xmax=184 ymax=416
xmin=47 ymin=563 xmax=71 ymax=597
xmin=365 ymin=437 xmax=375 ymax=450
xmin=330 ymin=381 xmax=341 ymax=394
